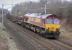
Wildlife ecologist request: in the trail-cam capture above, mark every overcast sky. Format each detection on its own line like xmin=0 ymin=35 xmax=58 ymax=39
xmin=0 ymin=0 xmax=39 ymax=11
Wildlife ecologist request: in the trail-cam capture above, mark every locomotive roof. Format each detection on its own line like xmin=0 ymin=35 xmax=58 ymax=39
xmin=24 ymin=14 xmax=57 ymax=19
xmin=24 ymin=13 xmax=39 ymax=17
xmin=38 ymin=14 xmax=52 ymax=19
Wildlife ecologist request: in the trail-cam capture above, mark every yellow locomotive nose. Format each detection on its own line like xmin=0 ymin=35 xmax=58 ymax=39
xmin=45 ymin=24 xmax=61 ymax=32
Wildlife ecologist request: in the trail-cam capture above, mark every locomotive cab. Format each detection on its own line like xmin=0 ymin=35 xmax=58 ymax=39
xmin=44 ymin=15 xmax=61 ymax=38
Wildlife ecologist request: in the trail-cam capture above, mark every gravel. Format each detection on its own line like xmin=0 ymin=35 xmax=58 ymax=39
xmin=0 ymin=23 xmax=19 ymax=50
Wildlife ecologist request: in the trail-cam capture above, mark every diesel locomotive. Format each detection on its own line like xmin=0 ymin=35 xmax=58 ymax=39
xmin=18 ymin=14 xmax=61 ymax=39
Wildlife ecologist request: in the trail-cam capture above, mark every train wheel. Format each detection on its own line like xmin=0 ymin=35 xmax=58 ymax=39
xmin=30 ymin=25 xmax=35 ymax=32
xmin=39 ymin=28 xmax=45 ymax=35
xmin=33 ymin=26 xmax=37 ymax=33
xmin=35 ymin=27 xmax=45 ymax=35
xmin=35 ymin=27 xmax=40 ymax=33
xmin=27 ymin=24 xmax=30 ymax=29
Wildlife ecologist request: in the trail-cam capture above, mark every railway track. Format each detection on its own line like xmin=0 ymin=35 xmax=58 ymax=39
xmin=22 ymin=25 xmax=72 ymax=50
xmin=4 ymin=18 xmax=72 ymax=50
xmin=58 ymin=39 xmax=72 ymax=47
xmin=20 ymin=24 xmax=72 ymax=50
